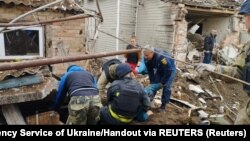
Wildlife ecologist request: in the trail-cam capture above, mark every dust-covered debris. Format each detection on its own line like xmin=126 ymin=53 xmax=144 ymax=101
xmin=135 ymin=68 xmax=248 ymax=125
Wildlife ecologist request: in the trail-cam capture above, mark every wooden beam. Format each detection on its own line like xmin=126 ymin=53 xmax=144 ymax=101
xmin=2 ymin=104 xmax=26 ymax=125
xmin=186 ymin=6 xmax=235 ymax=15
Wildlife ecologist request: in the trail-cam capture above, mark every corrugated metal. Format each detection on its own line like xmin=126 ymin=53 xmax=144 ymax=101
xmin=1 ymin=0 xmax=53 ymax=7
xmin=136 ymin=0 xmax=177 ymax=52
xmin=0 ymin=0 xmax=82 ymax=10
xmin=0 ymin=67 xmax=43 ymax=81
xmin=84 ymin=0 xmax=118 ymax=54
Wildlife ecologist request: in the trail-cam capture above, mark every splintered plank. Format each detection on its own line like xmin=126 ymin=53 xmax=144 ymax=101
xmin=2 ymin=104 xmax=26 ymax=125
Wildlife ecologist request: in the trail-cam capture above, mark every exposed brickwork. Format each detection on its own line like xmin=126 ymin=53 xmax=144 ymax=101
xmin=0 ymin=4 xmax=86 ymax=75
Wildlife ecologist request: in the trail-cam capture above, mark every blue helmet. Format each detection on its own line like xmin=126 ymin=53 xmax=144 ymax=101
xmin=67 ymin=65 xmax=85 ymax=72
xmin=116 ymin=63 xmax=132 ymax=79
xmin=239 ymin=0 xmax=250 ymax=15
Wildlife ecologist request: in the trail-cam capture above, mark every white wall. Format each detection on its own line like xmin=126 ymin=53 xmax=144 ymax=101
xmin=84 ymin=0 xmax=118 ymax=53
xmin=118 ymin=0 xmax=137 ymax=51
xmin=202 ymin=17 xmax=232 ymax=44
xmin=136 ymin=0 xmax=178 ymax=52
xmin=85 ymin=0 xmax=180 ymax=54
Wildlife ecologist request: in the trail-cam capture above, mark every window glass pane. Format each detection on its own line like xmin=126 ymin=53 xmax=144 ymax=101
xmin=4 ymin=30 xmax=40 ymax=56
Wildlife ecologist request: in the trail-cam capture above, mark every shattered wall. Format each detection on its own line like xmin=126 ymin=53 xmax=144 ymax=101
xmin=202 ymin=16 xmax=240 ymax=46
xmin=136 ymin=0 xmax=187 ymax=53
xmin=0 ymin=3 xmax=86 ymax=75
xmin=165 ymin=0 xmax=241 ymax=9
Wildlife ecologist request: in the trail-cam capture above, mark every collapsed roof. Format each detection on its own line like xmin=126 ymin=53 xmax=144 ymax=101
xmin=163 ymin=0 xmax=242 ymax=9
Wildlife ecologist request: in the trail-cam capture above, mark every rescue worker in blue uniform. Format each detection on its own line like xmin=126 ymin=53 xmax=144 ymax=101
xmin=100 ymin=63 xmax=151 ymax=124
xmin=52 ymin=65 xmax=102 ymax=125
xmin=141 ymin=46 xmax=176 ymax=112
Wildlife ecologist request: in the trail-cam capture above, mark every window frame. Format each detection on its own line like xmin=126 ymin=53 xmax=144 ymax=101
xmin=0 ymin=26 xmax=44 ymax=60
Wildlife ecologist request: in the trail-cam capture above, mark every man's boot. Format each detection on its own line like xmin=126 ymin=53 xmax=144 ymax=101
xmin=157 ymin=104 xmax=166 ymax=113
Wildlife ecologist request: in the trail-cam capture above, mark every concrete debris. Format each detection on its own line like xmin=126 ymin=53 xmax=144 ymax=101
xmin=176 ymin=91 xmax=182 ymax=99
xmin=188 ymin=84 xmax=205 ymax=94
xmin=209 ymin=115 xmax=232 ymax=125
xmin=218 ymin=45 xmax=239 ymax=65
xmin=232 ymin=102 xmax=240 ymax=111
xmin=197 ymin=110 xmax=209 ymax=119
xmin=209 ymin=114 xmax=225 ymax=118
xmin=181 ymin=72 xmax=195 ymax=78
xmin=181 ymin=72 xmax=199 ymax=84
xmin=215 ymin=79 xmax=222 ymax=82
xmin=198 ymin=98 xmax=207 ymax=104
xmin=200 ymin=120 xmax=210 ymax=125
xmin=205 ymin=89 xmax=216 ymax=97
xmin=219 ymin=106 xmax=225 ymax=114
xmin=0 ymin=77 xmax=57 ymax=105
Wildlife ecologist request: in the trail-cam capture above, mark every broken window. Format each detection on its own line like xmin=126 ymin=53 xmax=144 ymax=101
xmin=0 ymin=27 xmax=44 ymax=60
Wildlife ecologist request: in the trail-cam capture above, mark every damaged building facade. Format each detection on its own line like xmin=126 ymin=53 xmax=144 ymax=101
xmin=85 ymin=0 xmax=247 ymax=65
xmin=0 ymin=0 xmax=88 ymax=124
xmin=0 ymin=0 xmax=86 ymax=75
xmin=0 ymin=0 xmax=249 ymax=125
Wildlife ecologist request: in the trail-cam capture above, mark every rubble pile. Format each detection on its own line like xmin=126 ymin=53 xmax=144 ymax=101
xmin=136 ymin=69 xmax=248 ymax=125
xmin=86 ymin=58 xmax=248 ymax=125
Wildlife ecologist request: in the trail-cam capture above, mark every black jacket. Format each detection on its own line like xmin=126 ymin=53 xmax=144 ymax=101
xmin=107 ymin=77 xmax=150 ymax=118
xmin=204 ymin=34 xmax=216 ymax=51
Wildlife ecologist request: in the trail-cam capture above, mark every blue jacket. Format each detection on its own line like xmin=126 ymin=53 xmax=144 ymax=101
xmin=52 ymin=66 xmax=98 ymax=110
xmin=145 ymin=49 xmax=176 ymax=85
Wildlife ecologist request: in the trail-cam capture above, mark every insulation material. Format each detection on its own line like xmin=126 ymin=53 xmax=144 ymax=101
xmin=218 ymin=45 xmax=240 ymax=66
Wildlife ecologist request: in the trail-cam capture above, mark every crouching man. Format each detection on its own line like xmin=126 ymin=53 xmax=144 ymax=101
xmin=142 ymin=46 xmax=176 ymax=112
xmin=100 ymin=63 xmax=151 ymax=124
xmin=52 ymin=65 xmax=102 ymax=125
